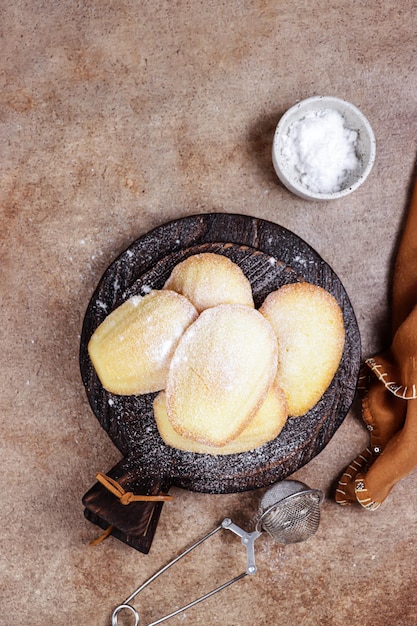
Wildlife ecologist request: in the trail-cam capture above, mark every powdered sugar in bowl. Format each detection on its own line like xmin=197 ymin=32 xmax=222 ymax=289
xmin=272 ymin=96 xmax=376 ymax=200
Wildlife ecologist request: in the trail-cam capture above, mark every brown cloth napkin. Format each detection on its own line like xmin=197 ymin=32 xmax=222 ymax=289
xmin=336 ymin=177 xmax=417 ymax=509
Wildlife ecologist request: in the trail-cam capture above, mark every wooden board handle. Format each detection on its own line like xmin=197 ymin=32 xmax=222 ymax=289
xmin=82 ymin=459 xmax=172 ymax=553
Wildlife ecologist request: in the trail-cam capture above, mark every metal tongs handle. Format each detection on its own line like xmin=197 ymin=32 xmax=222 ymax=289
xmin=112 ymin=518 xmax=261 ymax=626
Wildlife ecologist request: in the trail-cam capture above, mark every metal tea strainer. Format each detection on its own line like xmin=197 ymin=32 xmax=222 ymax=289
xmin=111 ymin=479 xmax=324 ymax=626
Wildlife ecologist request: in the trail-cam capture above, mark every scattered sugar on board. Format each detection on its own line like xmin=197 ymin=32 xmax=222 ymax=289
xmin=281 ymin=108 xmax=359 ymax=194
xmin=96 ymin=300 xmax=108 ymax=312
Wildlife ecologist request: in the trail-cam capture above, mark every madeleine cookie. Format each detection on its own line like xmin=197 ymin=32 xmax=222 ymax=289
xmin=260 ymin=282 xmax=345 ymax=417
xmin=165 ymin=304 xmax=278 ymax=446
xmin=88 ymin=290 xmax=198 ymax=395
xmin=154 ymin=384 xmax=288 ymax=454
xmin=163 ymin=252 xmax=254 ymax=313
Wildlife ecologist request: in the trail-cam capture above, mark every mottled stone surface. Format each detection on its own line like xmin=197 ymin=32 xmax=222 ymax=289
xmin=2 ymin=1 xmax=417 ymax=624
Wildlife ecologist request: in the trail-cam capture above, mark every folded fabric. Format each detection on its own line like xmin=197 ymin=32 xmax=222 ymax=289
xmin=336 ymin=175 xmax=417 ymax=509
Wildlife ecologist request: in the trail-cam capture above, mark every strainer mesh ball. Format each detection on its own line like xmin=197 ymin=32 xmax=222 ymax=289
xmin=257 ymin=480 xmax=323 ymax=544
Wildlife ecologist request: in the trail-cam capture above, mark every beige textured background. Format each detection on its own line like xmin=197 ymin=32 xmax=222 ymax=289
xmin=2 ymin=1 xmax=417 ymax=624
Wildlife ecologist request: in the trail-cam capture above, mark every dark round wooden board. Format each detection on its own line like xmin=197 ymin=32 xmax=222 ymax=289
xmin=80 ymin=213 xmax=361 ymax=495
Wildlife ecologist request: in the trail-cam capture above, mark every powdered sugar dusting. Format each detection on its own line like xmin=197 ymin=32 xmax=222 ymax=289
xmin=129 ymin=295 xmax=142 ymax=307
xmin=81 ymin=230 xmax=358 ymax=495
xmin=96 ymin=300 xmax=108 ymax=312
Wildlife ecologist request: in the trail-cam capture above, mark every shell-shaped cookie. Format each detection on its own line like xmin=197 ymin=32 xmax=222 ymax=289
xmin=163 ymin=252 xmax=254 ymax=313
xmin=260 ymin=282 xmax=345 ymax=417
xmin=88 ymin=290 xmax=198 ymax=395
xmin=154 ymin=384 xmax=288 ymax=455
xmin=165 ymin=304 xmax=278 ymax=446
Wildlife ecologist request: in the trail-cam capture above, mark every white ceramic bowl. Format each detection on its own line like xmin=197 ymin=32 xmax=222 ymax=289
xmin=272 ymin=96 xmax=376 ymax=201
